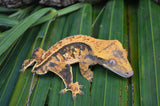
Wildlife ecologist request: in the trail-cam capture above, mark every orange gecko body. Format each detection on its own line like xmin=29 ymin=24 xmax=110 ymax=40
xmin=21 ymin=35 xmax=133 ymax=99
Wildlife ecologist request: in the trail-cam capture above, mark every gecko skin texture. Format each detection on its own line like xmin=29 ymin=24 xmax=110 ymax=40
xmin=21 ymin=35 xmax=133 ymax=100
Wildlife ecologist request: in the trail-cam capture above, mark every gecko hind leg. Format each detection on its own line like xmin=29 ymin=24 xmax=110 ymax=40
xmin=60 ymin=82 xmax=84 ymax=100
xmin=79 ymin=62 xmax=93 ymax=82
xmin=21 ymin=48 xmax=45 ymax=72
xmin=48 ymin=64 xmax=84 ymax=100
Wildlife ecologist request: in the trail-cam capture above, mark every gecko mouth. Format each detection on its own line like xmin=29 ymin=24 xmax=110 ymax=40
xmin=119 ymin=71 xmax=133 ymax=78
xmin=102 ymin=64 xmax=133 ymax=78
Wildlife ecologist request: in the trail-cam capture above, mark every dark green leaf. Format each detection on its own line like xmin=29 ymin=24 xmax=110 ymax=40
xmin=0 ymin=27 xmax=39 ymax=106
xmin=128 ymin=1 xmax=140 ymax=105
xmin=138 ymin=0 xmax=160 ymax=105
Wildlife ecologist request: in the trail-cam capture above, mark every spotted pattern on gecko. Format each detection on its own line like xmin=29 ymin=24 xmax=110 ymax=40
xmin=21 ymin=35 xmax=133 ymax=100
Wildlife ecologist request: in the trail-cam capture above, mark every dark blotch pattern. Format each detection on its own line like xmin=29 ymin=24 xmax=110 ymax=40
xmin=53 ymin=42 xmax=92 ymax=58
xmin=59 ymin=64 xmax=72 ymax=87
xmin=49 ymin=62 xmax=57 ymax=67
xmin=103 ymin=43 xmax=115 ymax=50
xmin=55 ymin=56 xmax=60 ymax=61
xmin=30 ymin=48 xmax=40 ymax=59
xmin=113 ymin=50 xmax=123 ymax=59
xmin=97 ymin=57 xmax=108 ymax=65
xmin=85 ymin=54 xmax=97 ymax=61
xmin=40 ymin=57 xmax=52 ymax=66
xmin=34 ymin=66 xmax=45 ymax=73
xmin=40 ymin=67 xmax=45 ymax=73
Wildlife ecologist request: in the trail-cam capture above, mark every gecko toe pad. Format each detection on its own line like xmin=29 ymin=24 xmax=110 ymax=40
xmin=69 ymin=82 xmax=84 ymax=100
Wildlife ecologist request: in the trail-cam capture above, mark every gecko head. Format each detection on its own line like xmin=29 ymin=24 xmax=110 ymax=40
xmin=100 ymin=40 xmax=133 ymax=78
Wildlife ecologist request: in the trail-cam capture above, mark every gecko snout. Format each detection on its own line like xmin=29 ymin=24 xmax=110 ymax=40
xmin=125 ymin=71 xmax=134 ymax=78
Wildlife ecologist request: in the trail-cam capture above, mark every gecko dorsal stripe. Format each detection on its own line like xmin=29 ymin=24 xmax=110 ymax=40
xmin=21 ymin=35 xmax=133 ymax=100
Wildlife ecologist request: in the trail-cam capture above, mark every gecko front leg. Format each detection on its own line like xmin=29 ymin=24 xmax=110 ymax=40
xmin=21 ymin=48 xmax=45 ymax=72
xmin=79 ymin=54 xmax=98 ymax=82
xmin=48 ymin=63 xmax=84 ymax=100
xmin=79 ymin=62 xmax=93 ymax=82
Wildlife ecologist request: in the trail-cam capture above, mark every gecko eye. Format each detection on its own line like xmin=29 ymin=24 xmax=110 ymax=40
xmin=109 ymin=59 xmax=116 ymax=66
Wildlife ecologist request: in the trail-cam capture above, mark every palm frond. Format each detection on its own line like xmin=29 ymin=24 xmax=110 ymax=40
xmin=0 ymin=0 xmax=160 ymax=105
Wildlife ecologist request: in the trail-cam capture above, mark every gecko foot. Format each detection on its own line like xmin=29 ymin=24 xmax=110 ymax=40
xmin=59 ymin=88 xmax=69 ymax=94
xmin=59 ymin=82 xmax=84 ymax=100
xmin=86 ymin=71 xmax=93 ymax=83
xmin=69 ymin=82 xmax=84 ymax=100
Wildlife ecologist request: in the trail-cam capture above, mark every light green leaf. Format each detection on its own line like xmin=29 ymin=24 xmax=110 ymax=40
xmin=0 ymin=7 xmax=17 ymax=12
xmin=58 ymin=3 xmax=83 ymax=16
xmin=0 ymin=15 xmax=19 ymax=27
xmin=0 ymin=8 xmax=53 ymax=56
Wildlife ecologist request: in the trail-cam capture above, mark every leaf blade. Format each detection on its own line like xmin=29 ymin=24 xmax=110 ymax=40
xmin=0 ymin=8 xmax=53 ymax=56
xmin=0 ymin=27 xmax=39 ymax=106
xmin=138 ymin=0 xmax=160 ymax=105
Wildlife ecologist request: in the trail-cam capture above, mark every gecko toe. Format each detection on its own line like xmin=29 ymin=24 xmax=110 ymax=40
xmin=72 ymin=95 xmax=76 ymax=100
xmin=79 ymin=91 xmax=85 ymax=95
xmin=88 ymin=79 xmax=92 ymax=83
xmin=59 ymin=88 xmax=68 ymax=94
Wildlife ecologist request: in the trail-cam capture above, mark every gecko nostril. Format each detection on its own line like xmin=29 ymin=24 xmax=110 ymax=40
xmin=126 ymin=71 xmax=134 ymax=78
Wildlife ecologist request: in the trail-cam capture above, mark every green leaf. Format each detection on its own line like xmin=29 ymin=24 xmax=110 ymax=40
xmin=0 ymin=7 xmax=17 ymax=12
xmin=58 ymin=3 xmax=83 ymax=16
xmin=0 ymin=15 xmax=19 ymax=27
xmin=9 ymin=28 xmax=42 ymax=106
xmin=128 ymin=1 xmax=140 ymax=105
xmin=0 ymin=27 xmax=39 ymax=106
xmin=0 ymin=45 xmax=14 ymax=65
xmin=9 ymin=68 xmax=35 ymax=105
xmin=138 ymin=0 xmax=160 ymax=105
xmin=31 ymin=9 xmax=58 ymax=27
xmin=0 ymin=8 xmax=53 ymax=56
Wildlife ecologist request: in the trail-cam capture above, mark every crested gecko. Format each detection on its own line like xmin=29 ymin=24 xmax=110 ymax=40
xmin=21 ymin=35 xmax=133 ymax=100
